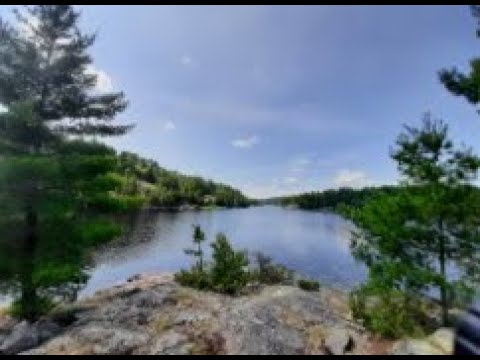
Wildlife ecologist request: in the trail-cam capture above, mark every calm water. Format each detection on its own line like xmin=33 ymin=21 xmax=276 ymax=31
xmin=80 ymin=205 xmax=367 ymax=298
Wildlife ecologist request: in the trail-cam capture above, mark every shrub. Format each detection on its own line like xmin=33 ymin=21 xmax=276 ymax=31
xmin=349 ymin=285 xmax=427 ymax=339
xmin=297 ymin=279 xmax=320 ymax=292
xmin=251 ymin=252 xmax=294 ymax=285
xmin=9 ymin=296 xmax=55 ymax=320
xmin=210 ymin=233 xmax=249 ymax=295
xmin=175 ymin=227 xmax=249 ymax=295
xmin=174 ymin=268 xmax=210 ymax=290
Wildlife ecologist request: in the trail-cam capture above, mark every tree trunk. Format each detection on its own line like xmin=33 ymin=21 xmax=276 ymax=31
xmin=198 ymin=243 xmax=203 ymax=273
xmin=439 ymin=221 xmax=448 ymax=326
xmin=21 ymin=204 xmax=39 ymax=322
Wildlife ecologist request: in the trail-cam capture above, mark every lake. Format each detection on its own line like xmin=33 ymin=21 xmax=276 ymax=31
xmin=80 ymin=205 xmax=367 ymax=298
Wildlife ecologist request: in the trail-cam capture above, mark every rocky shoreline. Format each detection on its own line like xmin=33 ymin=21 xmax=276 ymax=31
xmin=0 ymin=273 xmax=453 ymax=355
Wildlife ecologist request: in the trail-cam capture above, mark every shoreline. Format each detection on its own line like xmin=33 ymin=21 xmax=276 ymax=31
xmin=0 ymin=272 xmax=454 ymax=355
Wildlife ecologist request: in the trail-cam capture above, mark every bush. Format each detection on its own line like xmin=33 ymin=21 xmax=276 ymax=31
xmin=297 ymin=279 xmax=320 ymax=292
xmin=251 ymin=252 xmax=294 ymax=285
xmin=349 ymin=285 xmax=427 ymax=339
xmin=175 ymin=227 xmax=249 ymax=295
xmin=9 ymin=296 xmax=55 ymax=320
xmin=210 ymin=233 xmax=249 ymax=295
xmin=174 ymin=268 xmax=211 ymax=290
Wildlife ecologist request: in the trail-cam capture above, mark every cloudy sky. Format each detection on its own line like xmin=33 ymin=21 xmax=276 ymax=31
xmin=3 ymin=5 xmax=480 ymax=198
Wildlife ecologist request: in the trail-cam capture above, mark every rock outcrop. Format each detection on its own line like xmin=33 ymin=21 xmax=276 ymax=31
xmin=0 ymin=274 xmax=408 ymax=355
xmin=390 ymin=328 xmax=454 ymax=355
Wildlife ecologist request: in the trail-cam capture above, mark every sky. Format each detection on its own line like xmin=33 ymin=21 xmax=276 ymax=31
xmin=2 ymin=5 xmax=480 ymax=199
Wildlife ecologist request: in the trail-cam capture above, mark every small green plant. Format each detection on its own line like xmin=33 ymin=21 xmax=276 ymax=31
xmin=297 ymin=279 xmax=320 ymax=292
xmin=174 ymin=268 xmax=211 ymax=290
xmin=175 ymin=226 xmax=249 ymax=295
xmin=210 ymin=233 xmax=249 ymax=295
xmin=349 ymin=285 xmax=426 ymax=339
xmin=251 ymin=252 xmax=294 ymax=285
xmin=184 ymin=224 xmax=206 ymax=272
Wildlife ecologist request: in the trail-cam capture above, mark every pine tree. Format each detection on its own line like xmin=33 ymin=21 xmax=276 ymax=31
xmin=439 ymin=6 xmax=480 ymax=113
xmin=184 ymin=225 xmax=206 ymax=272
xmin=210 ymin=233 xmax=249 ymax=295
xmin=0 ymin=5 xmax=130 ymax=138
xmin=349 ymin=115 xmax=480 ymax=329
xmin=0 ymin=6 xmax=132 ymax=320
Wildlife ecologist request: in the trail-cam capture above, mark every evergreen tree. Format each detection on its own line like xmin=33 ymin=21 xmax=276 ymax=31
xmin=0 ymin=5 xmax=131 ymax=320
xmin=210 ymin=233 xmax=249 ymax=295
xmin=184 ymin=224 xmax=206 ymax=272
xmin=439 ymin=6 xmax=480 ymax=113
xmin=0 ymin=5 xmax=130 ymax=137
xmin=349 ymin=115 xmax=480 ymax=328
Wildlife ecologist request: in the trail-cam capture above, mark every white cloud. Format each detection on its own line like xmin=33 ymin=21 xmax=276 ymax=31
xmin=164 ymin=120 xmax=176 ymax=131
xmin=290 ymin=155 xmax=313 ymax=173
xmin=0 ymin=104 xmax=7 ymax=114
xmin=86 ymin=65 xmax=114 ymax=93
xmin=180 ymin=55 xmax=193 ymax=67
xmin=240 ymin=178 xmax=312 ymax=199
xmin=231 ymin=135 xmax=260 ymax=149
xmin=332 ymin=169 xmax=370 ymax=188
xmin=284 ymin=176 xmax=298 ymax=184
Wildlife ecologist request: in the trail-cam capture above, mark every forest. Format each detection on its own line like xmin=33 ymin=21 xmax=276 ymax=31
xmin=115 ymin=151 xmax=252 ymax=209
xmin=271 ymin=186 xmax=398 ymax=210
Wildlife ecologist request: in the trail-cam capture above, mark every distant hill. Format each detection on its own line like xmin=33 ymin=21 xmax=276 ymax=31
xmin=114 ymin=151 xmax=252 ymax=209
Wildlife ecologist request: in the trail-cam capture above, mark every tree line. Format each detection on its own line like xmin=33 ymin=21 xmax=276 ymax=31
xmin=273 ymin=186 xmax=398 ymax=211
xmin=115 ymin=151 xmax=251 ymax=209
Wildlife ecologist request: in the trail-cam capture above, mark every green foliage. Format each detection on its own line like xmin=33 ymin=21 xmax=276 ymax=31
xmin=175 ymin=228 xmax=250 ymax=295
xmin=0 ymin=5 xmax=133 ymax=321
xmin=210 ymin=234 xmax=250 ymax=295
xmin=184 ymin=225 xmax=206 ymax=272
xmin=275 ymin=186 xmax=398 ymax=211
xmin=116 ymin=151 xmax=251 ymax=209
xmin=347 ymin=116 xmax=480 ymax=331
xmin=439 ymin=6 xmax=480 ymax=116
xmin=174 ymin=268 xmax=211 ymax=291
xmin=8 ymin=296 xmax=55 ymax=320
xmin=349 ymin=285 xmax=427 ymax=339
xmin=297 ymin=279 xmax=320 ymax=292
xmin=0 ymin=5 xmax=130 ymax=135
xmin=250 ymin=252 xmax=294 ymax=285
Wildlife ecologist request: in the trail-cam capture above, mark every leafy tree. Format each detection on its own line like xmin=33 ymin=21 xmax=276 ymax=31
xmin=0 ymin=5 xmax=131 ymax=320
xmin=348 ymin=115 xmax=480 ymax=329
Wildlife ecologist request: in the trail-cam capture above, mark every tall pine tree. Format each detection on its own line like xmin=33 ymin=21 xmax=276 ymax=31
xmin=349 ymin=116 xmax=480 ymax=331
xmin=0 ymin=6 xmax=132 ymax=320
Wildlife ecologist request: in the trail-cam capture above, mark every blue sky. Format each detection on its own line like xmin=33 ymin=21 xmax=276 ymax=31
xmin=3 ymin=5 xmax=480 ymax=198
